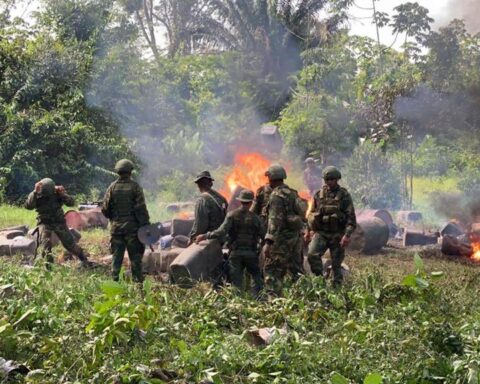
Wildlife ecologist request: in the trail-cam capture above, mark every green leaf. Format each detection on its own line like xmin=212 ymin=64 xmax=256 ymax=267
xmin=13 ymin=308 xmax=35 ymax=327
xmin=401 ymin=274 xmax=417 ymax=287
xmin=414 ymin=254 xmax=424 ymax=272
xmin=415 ymin=277 xmax=429 ymax=288
xmin=430 ymin=271 xmax=444 ymax=280
xmin=331 ymin=372 xmax=349 ymax=384
xmin=364 ymin=373 xmax=383 ymax=384
xmin=101 ymin=281 xmax=125 ymax=297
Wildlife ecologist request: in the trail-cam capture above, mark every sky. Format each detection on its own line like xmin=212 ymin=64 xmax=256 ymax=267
xmin=13 ymin=0 xmax=478 ymax=50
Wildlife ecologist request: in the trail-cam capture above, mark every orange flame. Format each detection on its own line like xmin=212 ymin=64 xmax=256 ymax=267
xmin=176 ymin=211 xmax=193 ymax=220
xmin=221 ymin=152 xmax=272 ymax=200
xmin=469 ymin=233 xmax=480 ymax=262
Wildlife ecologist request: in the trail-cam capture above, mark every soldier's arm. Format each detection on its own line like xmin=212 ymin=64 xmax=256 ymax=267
xmin=257 ymin=214 xmax=267 ymax=240
xmin=343 ymin=193 xmax=357 ymax=237
xmin=24 ymin=191 xmax=37 ymax=210
xmin=207 ymin=214 xmax=233 ymax=242
xmin=250 ymin=188 xmax=263 ymax=215
xmin=61 ymin=193 xmax=75 ymax=207
xmin=133 ymin=184 xmax=150 ymax=227
xmin=189 ymin=197 xmax=209 ymax=240
xmin=101 ymin=185 xmax=113 ymax=219
xmin=265 ymin=194 xmax=285 ymax=243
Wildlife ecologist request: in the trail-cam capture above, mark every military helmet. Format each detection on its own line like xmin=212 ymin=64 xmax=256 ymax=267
xmin=194 ymin=170 xmax=214 ymax=183
xmin=236 ymin=189 xmax=254 ymax=202
xmin=322 ymin=166 xmax=342 ymax=180
xmin=265 ymin=164 xmax=287 ymax=181
xmin=305 ymin=157 xmax=315 ymax=164
xmin=115 ymin=159 xmax=134 ymax=174
xmin=39 ymin=178 xmax=55 ymax=195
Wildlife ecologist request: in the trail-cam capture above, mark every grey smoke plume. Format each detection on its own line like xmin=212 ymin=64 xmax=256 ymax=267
xmin=438 ymin=0 xmax=480 ymax=33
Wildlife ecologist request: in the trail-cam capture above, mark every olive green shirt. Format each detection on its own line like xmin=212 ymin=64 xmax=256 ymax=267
xmin=25 ymin=191 xmax=74 ymax=225
xmin=189 ymin=189 xmax=228 ymax=240
xmin=102 ymin=176 xmax=150 ymax=235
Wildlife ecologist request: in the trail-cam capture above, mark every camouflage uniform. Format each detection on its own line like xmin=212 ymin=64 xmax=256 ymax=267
xmin=25 ymin=179 xmax=89 ymax=267
xmin=251 ymin=184 xmax=272 ymax=226
xmin=189 ymin=189 xmax=228 ymax=240
xmin=102 ymin=160 xmax=150 ymax=282
xmin=206 ymin=201 xmax=265 ymax=294
xmin=253 ymin=183 xmax=305 ymax=277
xmin=307 ymin=181 xmax=356 ymax=286
xmin=264 ymin=183 xmax=305 ymax=296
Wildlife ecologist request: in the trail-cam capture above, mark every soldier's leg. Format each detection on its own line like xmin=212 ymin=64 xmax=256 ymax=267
xmin=54 ymin=224 xmax=89 ymax=264
xmin=330 ymin=235 xmax=345 ymax=287
xmin=228 ymin=251 xmax=244 ymax=291
xmin=38 ymin=225 xmax=54 ymax=267
xmin=289 ymin=236 xmax=305 ymax=281
xmin=263 ymin=252 xmax=288 ymax=297
xmin=307 ymin=232 xmax=329 ymax=276
xmin=111 ymin=235 xmax=126 ymax=281
xmin=243 ymin=253 xmax=264 ymax=295
xmin=125 ymin=233 xmax=145 ymax=283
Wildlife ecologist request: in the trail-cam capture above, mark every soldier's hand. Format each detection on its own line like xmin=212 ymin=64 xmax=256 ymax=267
xmin=195 ymin=234 xmax=207 ymax=243
xmin=340 ymin=235 xmax=350 ymax=248
xmin=34 ymin=182 xmax=42 ymax=193
xmin=55 ymin=185 xmax=66 ymax=195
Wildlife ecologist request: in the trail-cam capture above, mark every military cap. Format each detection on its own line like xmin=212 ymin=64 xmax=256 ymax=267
xmin=194 ymin=170 xmax=214 ymax=183
xmin=236 ymin=189 xmax=254 ymax=202
xmin=305 ymin=157 xmax=315 ymax=164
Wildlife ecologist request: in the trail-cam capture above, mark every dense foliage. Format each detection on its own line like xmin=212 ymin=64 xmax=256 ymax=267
xmin=1 ymin=0 xmax=480 ymax=207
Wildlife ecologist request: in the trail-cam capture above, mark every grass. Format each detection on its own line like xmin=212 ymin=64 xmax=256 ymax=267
xmin=1 ymin=194 xmax=480 ymax=383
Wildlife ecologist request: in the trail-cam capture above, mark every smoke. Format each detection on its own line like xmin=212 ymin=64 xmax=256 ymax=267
xmin=437 ymin=0 xmax=480 ymax=33
xmin=431 ymin=192 xmax=480 ymax=225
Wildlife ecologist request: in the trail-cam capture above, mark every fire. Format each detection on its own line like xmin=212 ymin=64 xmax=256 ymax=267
xmin=298 ymin=190 xmax=314 ymax=216
xmin=176 ymin=211 xmax=193 ymax=220
xmin=221 ymin=152 xmax=272 ymax=200
xmin=469 ymin=233 xmax=480 ymax=262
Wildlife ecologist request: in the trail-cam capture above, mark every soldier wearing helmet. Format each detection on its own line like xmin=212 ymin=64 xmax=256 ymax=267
xmin=306 ymin=166 xmax=356 ymax=287
xmin=102 ymin=159 xmax=150 ymax=282
xmin=303 ymin=157 xmax=322 ymax=197
xmin=25 ymin=178 xmax=92 ymax=269
xmin=190 ymin=170 xmax=228 ymax=243
xmin=263 ymin=165 xmax=306 ymax=297
xmin=196 ymin=189 xmax=265 ymax=295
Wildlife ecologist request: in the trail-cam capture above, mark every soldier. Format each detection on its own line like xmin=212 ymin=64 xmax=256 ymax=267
xmin=303 ymin=157 xmax=322 ymax=197
xmin=306 ymin=166 xmax=356 ymax=287
xmin=25 ymin=178 xmax=91 ymax=269
xmin=190 ymin=171 xmax=228 ymax=242
xmin=102 ymin=159 xmax=150 ymax=282
xmin=251 ymin=181 xmax=272 ymax=227
xmin=195 ymin=189 xmax=265 ymax=295
xmin=263 ymin=165 xmax=305 ymax=297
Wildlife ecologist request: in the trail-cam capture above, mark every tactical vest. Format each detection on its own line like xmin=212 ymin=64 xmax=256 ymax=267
xmin=308 ymin=186 xmax=346 ymax=232
xmin=35 ymin=195 xmax=65 ymax=225
xmin=260 ymin=185 xmax=273 ymax=218
xmin=271 ymin=185 xmax=306 ymax=232
xmin=110 ymin=180 xmax=136 ymax=219
xmin=229 ymin=209 xmax=259 ymax=251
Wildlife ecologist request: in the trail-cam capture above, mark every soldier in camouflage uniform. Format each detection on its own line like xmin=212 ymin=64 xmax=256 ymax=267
xmin=25 ymin=178 xmax=91 ymax=269
xmin=263 ymin=165 xmax=305 ymax=296
xmin=251 ymin=182 xmax=273 ymax=227
xmin=102 ymin=159 xmax=150 ymax=282
xmin=303 ymin=157 xmax=322 ymax=197
xmin=196 ymin=189 xmax=265 ymax=295
xmin=307 ymin=166 xmax=356 ymax=287
xmin=190 ymin=171 xmax=228 ymax=242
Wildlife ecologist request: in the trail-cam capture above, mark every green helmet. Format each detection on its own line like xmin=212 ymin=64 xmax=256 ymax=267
xmin=265 ymin=164 xmax=287 ymax=181
xmin=40 ymin=178 xmax=55 ymax=195
xmin=236 ymin=189 xmax=254 ymax=202
xmin=114 ymin=159 xmax=134 ymax=174
xmin=322 ymin=166 xmax=341 ymax=180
